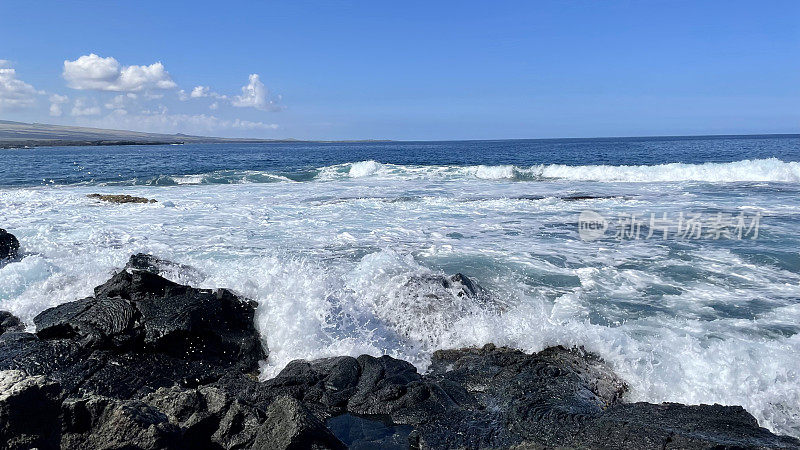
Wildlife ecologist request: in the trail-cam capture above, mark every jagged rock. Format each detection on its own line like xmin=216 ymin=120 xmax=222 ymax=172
xmin=0 ymin=255 xmax=265 ymax=399
xmin=0 ymin=228 xmax=20 ymax=260
xmin=0 ymin=311 xmax=25 ymax=335
xmin=254 ymin=344 xmax=799 ymax=449
xmin=251 ymin=396 xmax=346 ymax=450
xmin=404 ymin=272 xmax=487 ymax=301
xmin=0 ymin=370 xmax=61 ymax=450
xmin=34 ymin=261 xmax=264 ymax=368
xmin=1 ymin=254 xmax=798 ymax=449
xmin=125 ymin=253 xmax=206 ymax=285
xmin=61 ymin=395 xmax=181 ymax=449
xmin=125 ymin=253 xmax=175 ymax=273
xmin=327 ymin=413 xmax=414 ymax=450
xmin=211 ymin=398 xmax=265 ymax=449
xmin=575 ymin=402 xmax=800 ymax=449
xmin=87 ymin=193 xmax=157 ymax=204
xmin=143 ymin=385 xmax=231 ymax=447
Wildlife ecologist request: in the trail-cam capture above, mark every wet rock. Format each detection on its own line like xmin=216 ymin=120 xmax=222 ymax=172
xmin=0 ymin=311 xmax=25 ymax=335
xmin=144 ymin=385 xmax=232 ymax=447
xmin=258 ymin=344 xmax=799 ymax=449
xmin=35 ymin=262 xmax=264 ymax=369
xmin=0 ymin=370 xmax=61 ymax=450
xmin=251 ymin=396 xmax=346 ymax=450
xmin=0 ymin=228 xmax=20 ymax=260
xmin=61 ymin=395 xmax=181 ymax=450
xmin=125 ymin=252 xmax=206 ymax=284
xmin=210 ymin=398 xmax=264 ymax=449
xmin=327 ymin=413 xmax=414 ymax=450
xmin=1 ymin=255 xmax=264 ymax=399
xmin=0 ymin=254 xmax=798 ymax=449
xmin=88 ymin=193 xmax=157 ymax=204
xmin=405 ymin=272 xmax=486 ymax=300
xmin=575 ymin=402 xmax=800 ymax=449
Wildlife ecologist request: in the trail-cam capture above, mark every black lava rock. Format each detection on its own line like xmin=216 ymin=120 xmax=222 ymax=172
xmin=0 ymin=370 xmax=62 ymax=450
xmin=0 ymin=311 xmax=25 ymax=335
xmin=0 ymin=228 xmax=20 ymax=261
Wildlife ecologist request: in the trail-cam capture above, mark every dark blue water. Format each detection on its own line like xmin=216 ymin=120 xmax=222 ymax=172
xmin=3 ymin=134 xmax=799 ymax=186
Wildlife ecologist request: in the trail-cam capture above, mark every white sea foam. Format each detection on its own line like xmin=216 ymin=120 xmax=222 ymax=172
xmin=89 ymin=158 xmax=800 ymax=186
xmin=532 ymin=157 xmax=800 ymax=182
xmin=309 ymin=158 xmax=800 ymax=183
xmin=1 ymin=173 xmax=799 ymax=437
xmin=348 ymin=160 xmax=384 ymax=178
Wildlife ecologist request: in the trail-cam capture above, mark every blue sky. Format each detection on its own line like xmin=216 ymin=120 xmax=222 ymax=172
xmin=1 ymin=1 xmax=798 ymax=140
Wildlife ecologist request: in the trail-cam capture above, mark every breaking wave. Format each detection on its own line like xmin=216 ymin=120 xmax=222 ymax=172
xmin=314 ymin=158 xmax=800 ymax=183
xmin=85 ymin=158 xmax=800 ymax=186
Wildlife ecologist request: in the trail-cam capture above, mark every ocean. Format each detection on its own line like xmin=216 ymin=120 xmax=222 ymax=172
xmin=1 ymin=135 xmax=799 ymax=436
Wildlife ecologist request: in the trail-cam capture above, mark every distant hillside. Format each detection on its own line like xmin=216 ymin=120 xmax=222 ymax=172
xmin=0 ymin=120 xmax=297 ymax=148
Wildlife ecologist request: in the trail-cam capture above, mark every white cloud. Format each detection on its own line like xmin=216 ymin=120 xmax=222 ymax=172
xmin=189 ymin=85 xmax=227 ymax=100
xmin=232 ymin=74 xmax=277 ymax=111
xmin=191 ymin=86 xmax=210 ymax=98
xmin=0 ymin=65 xmax=41 ymax=111
xmin=104 ymin=94 xmax=128 ymax=110
xmin=71 ymin=98 xmax=101 ymax=116
xmin=49 ymin=94 xmax=69 ymax=116
xmin=63 ymin=54 xmax=177 ymax=92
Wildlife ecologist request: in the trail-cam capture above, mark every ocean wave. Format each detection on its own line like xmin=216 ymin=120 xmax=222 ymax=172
xmin=93 ymin=158 xmax=800 ymax=186
xmin=311 ymin=158 xmax=800 ymax=183
xmin=102 ymin=170 xmax=298 ymax=186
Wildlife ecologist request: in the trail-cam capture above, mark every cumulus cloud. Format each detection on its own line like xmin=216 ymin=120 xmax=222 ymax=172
xmin=186 ymin=85 xmax=227 ymax=101
xmin=71 ymin=98 xmax=101 ymax=116
xmin=232 ymin=74 xmax=278 ymax=111
xmin=191 ymin=86 xmax=210 ymax=98
xmin=63 ymin=54 xmax=177 ymax=92
xmin=49 ymin=94 xmax=69 ymax=116
xmin=0 ymin=63 xmax=42 ymax=110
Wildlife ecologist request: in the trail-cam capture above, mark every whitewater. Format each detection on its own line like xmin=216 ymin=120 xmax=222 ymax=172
xmin=1 ymin=136 xmax=799 ymax=437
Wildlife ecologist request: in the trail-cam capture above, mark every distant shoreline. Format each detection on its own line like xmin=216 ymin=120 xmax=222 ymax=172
xmin=0 ymin=139 xmax=393 ymax=149
xmin=0 ymin=120 xmax=390 ymax=149
xmin=0 ymin=140 xmax=184 ymax=149
xmin=1 ymin=119 xmax=796 ymax=149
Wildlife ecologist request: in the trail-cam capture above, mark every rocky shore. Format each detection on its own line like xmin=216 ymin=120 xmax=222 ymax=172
xmin=0 ymin=231 xmax=798 ymax=448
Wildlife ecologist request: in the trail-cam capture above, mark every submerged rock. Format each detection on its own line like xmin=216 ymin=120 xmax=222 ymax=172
xmin=88 ymin=193 xmax=157 ymax=204
xmin=0 ymin=254 xmax=798 ymax=449
xmin=0 ymin=228 xmax=20 ymax=260
xmin=125 ymin=252 xmax=207 ymax=285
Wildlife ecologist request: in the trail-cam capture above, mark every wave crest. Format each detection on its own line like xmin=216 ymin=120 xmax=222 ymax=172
xmin=312 ymin=158 xmax=800 ymax=183
xmin=98 ymin=158 xmax=800 ymax=186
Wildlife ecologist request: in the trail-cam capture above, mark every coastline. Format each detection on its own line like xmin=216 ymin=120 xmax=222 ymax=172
xmin=1 ymin=249 xmax=798 ymax=449
xmin=0 ymin=120 xmax=391 ymax=150
xmin=1 ymin=228 xmax=799 ymax=448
